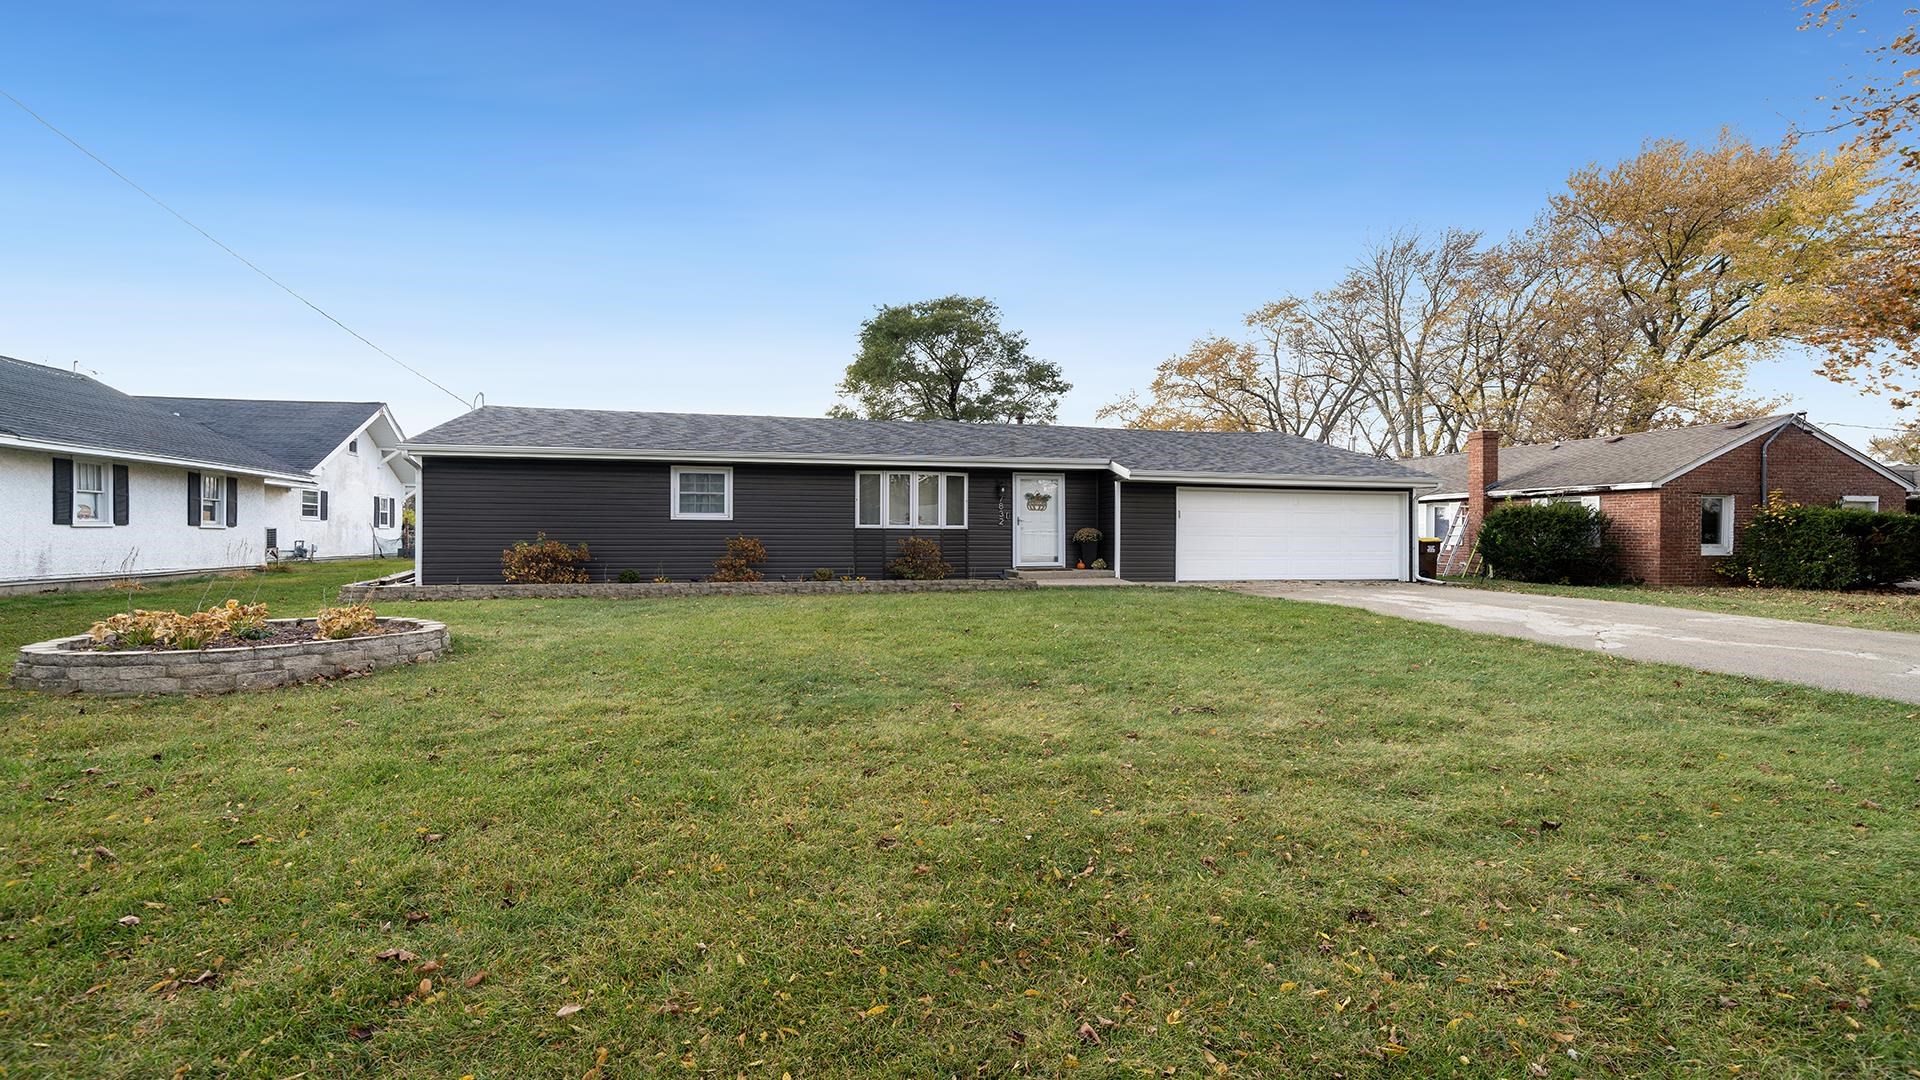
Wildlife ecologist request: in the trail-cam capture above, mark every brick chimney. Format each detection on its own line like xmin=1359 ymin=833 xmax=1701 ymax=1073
xmin=1465 ymin=429 xmax=1500 ymax=541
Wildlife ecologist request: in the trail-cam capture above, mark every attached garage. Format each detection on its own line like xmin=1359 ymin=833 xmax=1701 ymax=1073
xmin=1172 ymin=487 xmax=1409 ymax=581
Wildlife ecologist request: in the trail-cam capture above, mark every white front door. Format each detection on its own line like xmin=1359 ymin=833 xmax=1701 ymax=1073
xmin=1013 ymin=473 xmax=1064 ymax=567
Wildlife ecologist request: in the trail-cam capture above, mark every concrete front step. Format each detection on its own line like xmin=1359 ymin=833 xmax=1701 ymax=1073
xmin=1009 ymin=568 xmax=1116 ymax=579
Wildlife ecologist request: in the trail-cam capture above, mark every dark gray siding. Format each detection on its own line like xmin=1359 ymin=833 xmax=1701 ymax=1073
xmin=1118 ymin=481 xmax=1176 ymax=582
xmin=421 ymin=457 xmax=1022 ymax=584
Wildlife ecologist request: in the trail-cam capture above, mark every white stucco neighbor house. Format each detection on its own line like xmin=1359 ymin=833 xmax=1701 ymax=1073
xmin=141 ymin=397 xmax=417 ymax=562
xmin=0 ymin=354 xmax=415 ymax=592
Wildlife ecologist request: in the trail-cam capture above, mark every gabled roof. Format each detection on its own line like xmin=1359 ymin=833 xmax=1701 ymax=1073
xmin=141 ymin=397 xmax=384 ymax=472
xmin=1403 ymin=414 xmax=1909 ymax=497
xmin=405 ymin=406 xmax=1438 ymax=485
xmin=0 ymin=355 xmax=310 ymax=479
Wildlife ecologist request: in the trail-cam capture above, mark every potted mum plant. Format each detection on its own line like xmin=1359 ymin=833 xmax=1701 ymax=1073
xmin=1072 ymin=527 xmax=1103 ymax=569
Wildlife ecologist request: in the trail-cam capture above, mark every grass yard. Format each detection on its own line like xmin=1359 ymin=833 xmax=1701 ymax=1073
xmin=1443 ymin=576 xmax=1920 ymax=635
xmin=1 ymin=564 xmax=1916 ymax=1077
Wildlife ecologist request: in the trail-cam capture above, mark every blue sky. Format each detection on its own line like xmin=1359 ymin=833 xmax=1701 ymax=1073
xmin=1 ymin=1 xmax=1910 ymax=450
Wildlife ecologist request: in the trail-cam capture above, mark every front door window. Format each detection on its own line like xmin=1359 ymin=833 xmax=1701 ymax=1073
xmin=1014 ymin=474 xmax=1063 ymax=566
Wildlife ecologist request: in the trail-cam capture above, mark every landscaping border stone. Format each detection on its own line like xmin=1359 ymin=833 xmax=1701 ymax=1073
xmin=11 ymin=618 xmax=449 ymax=696
xmin=337 ymin=578 xmax=1040 ymax=602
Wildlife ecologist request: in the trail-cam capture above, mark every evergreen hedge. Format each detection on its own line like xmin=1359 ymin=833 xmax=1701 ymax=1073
xmin=1476 ymin=501 xmax=1622 ymax=584
xmin=1719 ymin=499 xmax=1920 ymax=589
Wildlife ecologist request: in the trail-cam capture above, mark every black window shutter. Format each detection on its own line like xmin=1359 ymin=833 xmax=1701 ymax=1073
xmin=52 ymin=458 xmax=73 ymax=524
xmin=374 ymin=494 xmax=380 ymax=526
xmin=187 ymin=472 xmax=201 ymax=525
xmin=226 ymin=476 xmax=239 ymax=527
xmin=112 ymin=464 xmax=130 ymax=526
xmin=320 ymin=490 xmax=329 ymax=521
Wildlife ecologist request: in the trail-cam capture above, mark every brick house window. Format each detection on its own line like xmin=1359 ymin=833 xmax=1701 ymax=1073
xmin=1838 ymin=496 xmax=1880 ymax=511
xmin=1700 ymin=496 xmax=1734 ymax=556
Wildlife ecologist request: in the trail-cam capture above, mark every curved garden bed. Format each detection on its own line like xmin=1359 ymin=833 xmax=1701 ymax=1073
xmin=11 ymin=617 xmax=448 ymax=696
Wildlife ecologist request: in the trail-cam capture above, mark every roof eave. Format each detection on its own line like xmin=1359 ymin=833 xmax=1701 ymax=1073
xmin=400 ymin=442 xmax=1119 ymax=471
xmin=0 ymin=434 xmax=312 ymax=483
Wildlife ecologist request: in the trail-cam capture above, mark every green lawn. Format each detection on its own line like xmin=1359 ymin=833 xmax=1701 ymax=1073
xmin=2 ymin=564 xmax=1915 ymax=1077
xmin=1443 ymin=576 xmax=1920 ymax=635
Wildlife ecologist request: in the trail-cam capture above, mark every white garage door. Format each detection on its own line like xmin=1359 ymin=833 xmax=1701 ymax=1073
xmin=1175 ymin=487 xmax=1407 ymax=581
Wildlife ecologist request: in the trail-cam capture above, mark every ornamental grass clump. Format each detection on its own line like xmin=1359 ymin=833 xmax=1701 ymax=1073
xmin=500 ymin=533 xmax=592 ymax=584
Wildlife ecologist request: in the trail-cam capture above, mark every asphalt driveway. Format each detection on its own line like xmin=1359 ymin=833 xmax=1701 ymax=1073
xmin=1231 ymin=582 xmax=1920 ymax=704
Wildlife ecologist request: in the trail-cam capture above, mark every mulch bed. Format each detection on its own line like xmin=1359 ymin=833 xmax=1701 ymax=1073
xmin=65 ymin=620 xmax=412 ymax=653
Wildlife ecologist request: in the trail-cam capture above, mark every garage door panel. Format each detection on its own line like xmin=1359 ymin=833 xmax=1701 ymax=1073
xmin=1175 ymin=488 xmax=1404 ymax=581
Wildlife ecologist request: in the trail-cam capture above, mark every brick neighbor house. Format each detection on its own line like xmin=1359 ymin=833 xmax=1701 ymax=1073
xmin=1402 ymin=414 xmax=1915 ymax=585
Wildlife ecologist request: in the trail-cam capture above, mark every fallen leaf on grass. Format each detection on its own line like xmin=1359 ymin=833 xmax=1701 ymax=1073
xmin=374 ymin=948 xmax=418 ymax=963
xmin=92 ymin=845 xmax=117 ymax=861
xmin=556 ymin=1003 xmax=585 ymax=1018
xmin=1076 ymin=1021 xmax=1102 ymax=1045
xmin=416 ymin=959 xmax=442 ymax=974
xmin=348 ymin=1025 xmax=378 ymax=1042
xmin=118 ymin=915 xmax=141 ymax=927
xmin=875 ymin=835 xmax=899 ymax=850
xmin=582 ymin=1046 xmax=610 ymax=1080
xmin=463 ymin=970 xmax=488 ymax=989
xmin=859 ymin=1003 xmax=888 ymax=1019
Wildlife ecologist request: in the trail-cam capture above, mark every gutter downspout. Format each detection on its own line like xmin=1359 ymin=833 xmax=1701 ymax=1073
xmin=1758 ymin=413 xmax=1804 ymax=505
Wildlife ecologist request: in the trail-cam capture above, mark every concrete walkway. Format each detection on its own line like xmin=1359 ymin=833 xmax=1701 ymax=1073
xmin=1228 ymin=582 xmax=1920 ymax=704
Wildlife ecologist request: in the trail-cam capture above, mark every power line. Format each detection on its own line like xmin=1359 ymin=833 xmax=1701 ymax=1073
xmin=1 ymin=89 xmax=475 ymax=411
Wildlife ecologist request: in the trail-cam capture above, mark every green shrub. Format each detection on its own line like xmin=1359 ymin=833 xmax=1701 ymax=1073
xmin=1476 ymin=501 xmax=1621 ymax=584
xmin=811 ymin=566 xmax=835 ymax=582
xmin=711 ymin=536 xmax=768 ymax=582
xmin=616 ymin=569 xmax=643 ymax=584
xmin=886 ymin=537 xmax=952 ymax=580
xmin=500 ymin=533 xmax=592 ymax=584
xmin=1720 ymin=497 xmax=1920 ymax=589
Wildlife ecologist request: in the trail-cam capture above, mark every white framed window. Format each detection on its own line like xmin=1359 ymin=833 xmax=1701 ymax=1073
xmin=346 ymin=438 xmax=359 ymax=454
xmin=376 ymin=497 xmax=395 ymax=528
xmin=1839 ymin=496 xmax=1880 ymax=512
xmin=1425 ymin=501 xmax=1463 ymax=541
xmin=73 ymin=460 xmax=111 ymax=526
xmin=1700 ymin=495 xmax=1734 ymax=556
xmin=670 ymin=466 xmax=732 ymax=520
xmin=201 ymin=474 xmax=227 ymax=528
xmin=855 ymin=471 xmax=967 ymax=529
xmin=301 ymin=489 xmax=322 ymax=518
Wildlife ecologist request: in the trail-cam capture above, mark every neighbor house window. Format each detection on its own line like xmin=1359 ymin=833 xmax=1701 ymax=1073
xmin=376 ymin=497 xmax=395 ymax=528
xmin=670 ymin=466 xmax=732 ymax=520
xmin=1536 ymin=494 xmax=1601 ymax=512
xmin=201 ymin=474 xmax=227 ymax=527
xmin=1426 ymin=501 xmax=1462 ymax=541
xmin=73 ymin=461 xmax=110 ymax=525
xmin=856 ymin=471 xmax=967 ymax=528
xmin=1700 ymin=495 xmax=1734 ymax=556
xmin=301 ymin=489 xmax=321 ymax=518
xmin=346 ymin=438 xmax=358 ymax=454
xmin=1839 ymin=496 xmax=1880 ymax=512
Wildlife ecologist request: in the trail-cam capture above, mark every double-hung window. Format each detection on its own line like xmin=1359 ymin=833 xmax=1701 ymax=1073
xmin=1700 ymin=495 xmax=1734 ymax=556
xmin=201 ymin=474 xmax=227 ymax=527
xmin=376 ymin=497 xmax=395 ymax=528
xmin=1838 ymin=496 xmax=1880 ymax=512
xmin=856 ymin=471 xmax=966 ymax=528
xmin=73 ymin=461 xmax=110 ymax=525
xmin=670 ymin=466 xmax=732 ymax=520
xmin=301 ymin=489 xmax=322 ymax=518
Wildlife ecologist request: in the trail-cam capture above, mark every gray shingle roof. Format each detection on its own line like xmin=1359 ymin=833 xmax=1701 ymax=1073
xmin=141 ymin=397 xmax=382 ymax=472
xmin=1401 ymin=416 xmax=1798 ymax=496
xmin=407 ymin=406 xmax=1437 ymax=483
xmin=0 ymin=355 xmax=310 ymax=477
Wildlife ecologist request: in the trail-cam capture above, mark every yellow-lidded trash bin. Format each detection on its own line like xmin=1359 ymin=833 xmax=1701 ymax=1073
xmin=1417 ymin=538 xmax=1441 ymax=579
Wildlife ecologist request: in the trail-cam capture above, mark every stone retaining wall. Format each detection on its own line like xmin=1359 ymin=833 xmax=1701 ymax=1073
xmin=337 ymin=579 xmax=1040 ymax=602
xmin=11 ymin=618 xmax=449 ymax=696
